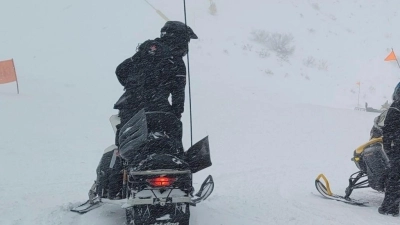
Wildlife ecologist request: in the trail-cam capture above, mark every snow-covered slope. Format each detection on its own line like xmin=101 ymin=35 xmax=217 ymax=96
xmin=1 ymin=0 xmax=400 ymax=224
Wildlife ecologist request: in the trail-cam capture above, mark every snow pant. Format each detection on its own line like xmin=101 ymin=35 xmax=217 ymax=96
xmin=381 ymin=158 xmax=400 ymax=212
xmin=96 ymin=148 xmax=123 ymax=199
xmin=145 ymin=112 xmax=184 ymax=153
xmin=115 ymin=109 xmax=183 ymax=152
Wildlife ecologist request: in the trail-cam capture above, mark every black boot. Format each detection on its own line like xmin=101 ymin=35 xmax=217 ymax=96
xmin=378 ymin=205 xmax=399 ymax=217
xmin=379 ymin=161 xmax=400 ymax=216
xmin=390 ymin=207 xmax=400 ymax=217
xmin=379 ymin=193 xmax=400 ymax=217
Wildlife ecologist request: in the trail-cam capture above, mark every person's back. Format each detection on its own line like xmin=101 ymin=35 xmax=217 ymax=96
xmin=114 ymin=21 xmax=197 ymax=148
xmin=114 ymin=39 xmax=172 ymax=114
xmin=141 ymin=38 xmax=187 ymax=114
xmin=113 ymin=38 xmax=185 ymax=148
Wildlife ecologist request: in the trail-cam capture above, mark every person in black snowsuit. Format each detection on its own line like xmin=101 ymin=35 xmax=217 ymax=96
xmin=379 ymin=82 xmax=400 ymax=216
xmin=93 ymin=21 xmax=197 ymax=200
xmin=114 ymin=21 xmax=197 ymax=151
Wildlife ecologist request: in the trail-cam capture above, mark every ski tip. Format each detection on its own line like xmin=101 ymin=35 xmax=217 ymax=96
xmin=70 ymin=199 xmax=102 ymax=214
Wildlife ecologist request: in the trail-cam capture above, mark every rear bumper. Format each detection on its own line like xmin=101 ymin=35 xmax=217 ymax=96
xmin=122 ymin=196 xmax=192 ymax=208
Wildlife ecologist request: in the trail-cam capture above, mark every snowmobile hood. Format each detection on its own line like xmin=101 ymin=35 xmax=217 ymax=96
xmin=354 ymin=137 xmax=383 ymax=155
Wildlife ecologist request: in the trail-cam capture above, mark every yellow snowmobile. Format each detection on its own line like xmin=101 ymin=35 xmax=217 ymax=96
xmin=315 ymin=137 xmax=389 ymax=205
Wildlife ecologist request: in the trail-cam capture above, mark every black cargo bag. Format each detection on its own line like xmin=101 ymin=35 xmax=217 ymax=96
xmin=96 ymin=146 xmax=124 ymax=198
xmin=185 ymin=136 xmax=212 ymax=173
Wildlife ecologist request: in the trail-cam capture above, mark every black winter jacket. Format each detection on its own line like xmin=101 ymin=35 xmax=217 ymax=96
xmin=383 ymin=100 xmax=400 ymax=160
xmin=114 ymin=38 xmax=186 ymax=117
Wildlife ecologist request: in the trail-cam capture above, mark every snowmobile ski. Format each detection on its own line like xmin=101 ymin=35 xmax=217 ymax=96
xmin=191 ymin=175 xmax=214 ymax=205
xmin=70 ymin=196 xmax=102 ymax=214
xmin=315 ymin=174 xmax=368 ymax=206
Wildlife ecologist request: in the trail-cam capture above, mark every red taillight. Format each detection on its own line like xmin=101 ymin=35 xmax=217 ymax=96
xmin=147 ymin=177 xmax=177 ymax=187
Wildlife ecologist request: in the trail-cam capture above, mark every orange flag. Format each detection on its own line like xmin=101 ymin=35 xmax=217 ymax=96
xmin=385 ymin=50 xmax=397 ymax=61
xmin=0 ymin=59 xmax=17 ymax=84
xmin=356 ymin=82 xmax=360 ymax=86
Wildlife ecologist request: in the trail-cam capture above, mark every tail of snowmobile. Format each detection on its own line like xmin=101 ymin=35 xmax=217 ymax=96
xmin=123 ymin=161 xmax=213 ymax=224
xmin=71 ymin=110 xmax=214 ymax=225
xmin=119 ymin=110 xmax=213 ymax=224
xmin=315 ymin=137 xmax=388 ymax=205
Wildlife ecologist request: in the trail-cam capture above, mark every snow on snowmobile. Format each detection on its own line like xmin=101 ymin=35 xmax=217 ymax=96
xmin=315 ymin=137 xmax=389 ymax=205
xmin=71 ymin=109 xmax=214 ymax=225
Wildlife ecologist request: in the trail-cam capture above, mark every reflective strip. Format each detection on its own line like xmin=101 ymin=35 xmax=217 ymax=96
xmin=176 ymin=75 xmax=186 ymax=77
xmin=103 ymin=144 xmax=117 ymax=154
xmin=389 ymin=107 xmax=400 ymax=112
xmin=109 ymin=149 xmax=118 ymax=168
xmin=122 ymin=196 xmax=192 ymax=207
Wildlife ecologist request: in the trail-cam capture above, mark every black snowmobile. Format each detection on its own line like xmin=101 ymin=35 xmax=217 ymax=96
xmin=72 ymin=109 xmax=214 ymax=225
xmin=315 ymin=137 xmax=389 ymax=205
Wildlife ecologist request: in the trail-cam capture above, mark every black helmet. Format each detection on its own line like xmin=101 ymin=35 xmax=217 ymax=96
xmin=393 ymin=82 xmax=400 ymax=101
xmin=160 ymin=21 xmax=198 ymax=41
xmin=160 ymin=21 xmax=197 ymax=56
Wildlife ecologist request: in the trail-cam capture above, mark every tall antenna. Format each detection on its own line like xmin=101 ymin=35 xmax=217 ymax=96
xmin=183 ymin=0 xmax=193 ymax=146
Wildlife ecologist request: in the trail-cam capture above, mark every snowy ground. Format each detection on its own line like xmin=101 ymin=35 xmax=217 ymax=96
xmin=1 ymin=0 xmax=400 ymax=224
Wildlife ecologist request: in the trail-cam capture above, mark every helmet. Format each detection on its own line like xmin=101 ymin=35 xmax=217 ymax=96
xmin=393 ymin=82 xmax=400 ymax=101
xmin=160 ymin=21 xmax=198 ymax=41
xmin=160 ymin=21 xmax=197 ymax=56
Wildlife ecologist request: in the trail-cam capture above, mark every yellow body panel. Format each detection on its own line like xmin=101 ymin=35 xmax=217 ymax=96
xmin=355 ymin=137 xmax=383 ymax=154
xmin=316 ymin=174 xmax=332 ymax=196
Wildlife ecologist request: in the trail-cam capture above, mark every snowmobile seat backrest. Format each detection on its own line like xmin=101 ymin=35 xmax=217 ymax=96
xmin=118 ymin=109 xmax=148 ymax=160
